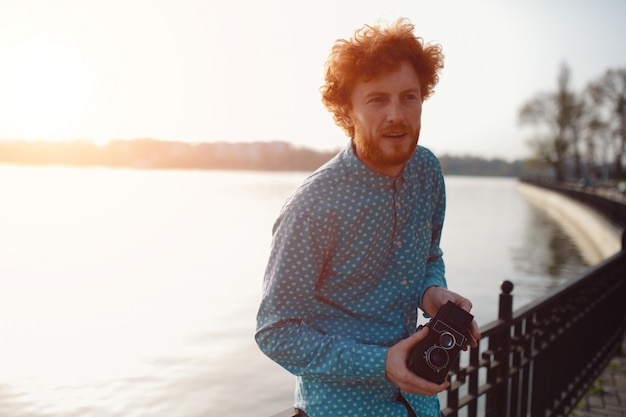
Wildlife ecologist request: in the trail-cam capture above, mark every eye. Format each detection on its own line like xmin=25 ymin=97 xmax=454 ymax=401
xmin=367 ymin=96 xmax=387 ymax=104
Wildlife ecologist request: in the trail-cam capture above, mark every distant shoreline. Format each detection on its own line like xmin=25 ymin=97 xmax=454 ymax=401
xmin=0 ymin=138 xmax=524 ymax=176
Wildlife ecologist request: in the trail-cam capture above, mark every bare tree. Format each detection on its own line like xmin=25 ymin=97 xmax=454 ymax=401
xmin=587 ymin=68 xmax=626 ymax=179
xmin=519 ymin=63 xmax=580 ymax=181
xmin=519 ymin=94 xmax=566 ymax=180
xmin=586 ymin=116 xmax=611 ymax=180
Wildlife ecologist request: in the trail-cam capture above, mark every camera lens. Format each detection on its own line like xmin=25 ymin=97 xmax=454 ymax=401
xmin=439 ymin=332 xmax=456 ymax=349
xmin=425 ymin=346 xmax=449 ymax=371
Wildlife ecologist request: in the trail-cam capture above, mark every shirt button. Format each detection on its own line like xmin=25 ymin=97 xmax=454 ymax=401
xmin=396 ymin=240 xmax=402 ymax=247
xmin=401 ymin=279 xmax=408 ymax=286
xmin=406 ymin=318 xmax=412 ymax=325
xmin=396 ymin=201 xmax=401 ymax=209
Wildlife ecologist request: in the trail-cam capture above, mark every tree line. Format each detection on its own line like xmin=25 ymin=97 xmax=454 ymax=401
xmin=0 ymin=139 xmax=336 ymax=172
xmin=0 ymin=138 xmax=523 ymax=176
xmin=519 ymin=65 xmax=626 ymax=182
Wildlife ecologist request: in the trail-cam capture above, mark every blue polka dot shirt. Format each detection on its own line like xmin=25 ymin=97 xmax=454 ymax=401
xmin=256 ymin=143 xmax=447 ymax=417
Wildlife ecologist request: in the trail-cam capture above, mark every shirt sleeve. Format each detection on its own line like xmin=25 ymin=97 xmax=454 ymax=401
xmin=418 ymin=158 xmax=448 ymax=311
xmin=255 ymin=209 xmax=388 ymax=384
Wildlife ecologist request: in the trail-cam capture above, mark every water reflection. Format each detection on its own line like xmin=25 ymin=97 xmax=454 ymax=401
xmin=512 ymin=204 xmax=589 ymax=279
xmin=507 ymin=196 xmax=591 ymax=306
xmin=441 ymin=177 xmax=593 ymax=320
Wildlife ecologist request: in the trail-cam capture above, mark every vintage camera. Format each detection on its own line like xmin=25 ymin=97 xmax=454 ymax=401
xmin=407 ymin=301 xmax=474 ymax=384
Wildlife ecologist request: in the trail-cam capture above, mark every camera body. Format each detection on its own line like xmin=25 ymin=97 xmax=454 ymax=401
xmin=407 ymin=301 xmax=474 ymax=384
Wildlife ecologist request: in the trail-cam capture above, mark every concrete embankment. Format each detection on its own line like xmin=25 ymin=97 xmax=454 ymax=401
xmin=517 ymin=182 xmax=622 ymax=265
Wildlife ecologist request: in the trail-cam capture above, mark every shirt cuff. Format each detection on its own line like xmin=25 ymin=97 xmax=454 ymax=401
xmin=351 ymin=344 xmax=388 ymax=382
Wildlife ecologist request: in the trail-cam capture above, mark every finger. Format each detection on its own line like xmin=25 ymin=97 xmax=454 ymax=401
xmin=463 ymin=320 xmax=480 ymax=348
xmin=413 ymin=325 xmax=429 ymax=340
xmin=455 ymin=297 xmax=473 ymax=313
xmin=401 ymin=326 xmax=430 ymax=352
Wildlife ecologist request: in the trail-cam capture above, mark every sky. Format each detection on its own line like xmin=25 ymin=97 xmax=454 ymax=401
xmin=0 ymin=0 xmax=624 ymax=161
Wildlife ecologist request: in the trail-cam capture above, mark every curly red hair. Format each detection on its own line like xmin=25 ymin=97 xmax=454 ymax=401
xmin=320 ymin=18 xmax=444 ymax=137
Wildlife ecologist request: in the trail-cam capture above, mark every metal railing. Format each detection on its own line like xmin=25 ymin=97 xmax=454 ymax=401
xmin=440 ymin=241 xmax=625 ymax=417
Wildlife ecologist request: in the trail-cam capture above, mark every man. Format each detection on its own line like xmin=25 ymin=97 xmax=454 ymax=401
xmin=256 ymin=18 xmax=480 ymax=417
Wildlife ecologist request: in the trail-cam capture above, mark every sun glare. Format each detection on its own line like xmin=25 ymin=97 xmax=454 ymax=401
xmin=0 ymin=43 xmax=88 ymax=140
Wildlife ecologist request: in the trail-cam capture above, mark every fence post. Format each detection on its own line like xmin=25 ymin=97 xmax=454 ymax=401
xmin=499 ymin=280 xmax=514 ymax=322
xmin=486 ymin=280 xmax=514 ymax=417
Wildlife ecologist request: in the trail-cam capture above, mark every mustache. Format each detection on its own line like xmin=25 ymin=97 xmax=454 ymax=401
xmin=381 ymin=123 xmax=409 ymax=133
xmin=381 ymin=124 xmax=414 ymax=136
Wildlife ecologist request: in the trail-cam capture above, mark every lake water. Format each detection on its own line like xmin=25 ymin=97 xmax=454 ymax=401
xmin=0 ymin=165 xmax=590 ymax=417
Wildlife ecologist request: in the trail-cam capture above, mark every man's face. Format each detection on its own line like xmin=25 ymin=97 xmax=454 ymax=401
xmin=347 ymin=61 xmax=423 ymax=177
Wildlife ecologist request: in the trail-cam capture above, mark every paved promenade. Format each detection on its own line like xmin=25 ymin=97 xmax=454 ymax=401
xmin=572 ymin=338 xmax=626 ymax=416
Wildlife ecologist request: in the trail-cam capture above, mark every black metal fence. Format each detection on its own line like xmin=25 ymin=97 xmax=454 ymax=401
xmin=441 ymin=243 xmax=625 ymax=417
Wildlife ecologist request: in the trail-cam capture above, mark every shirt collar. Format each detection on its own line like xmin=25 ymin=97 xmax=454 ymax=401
xmin=341 ymin=141 xmax=408 ymax=191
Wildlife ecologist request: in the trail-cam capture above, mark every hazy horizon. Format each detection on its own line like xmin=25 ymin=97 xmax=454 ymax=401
xmin=1 ymin=0 xmax=625 ymax=161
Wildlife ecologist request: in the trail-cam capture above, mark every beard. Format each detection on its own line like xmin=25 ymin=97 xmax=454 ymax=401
xmin=353 ymin=124 xmax=420 ymax=174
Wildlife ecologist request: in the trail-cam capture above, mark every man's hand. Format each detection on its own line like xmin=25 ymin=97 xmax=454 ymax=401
xmin=385 ymin=327 xmax=450 ymax=395
xmin=422 ymin=286 xmax=481 ymax=348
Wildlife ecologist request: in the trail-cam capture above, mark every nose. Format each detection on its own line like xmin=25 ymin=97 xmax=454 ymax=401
xmin=386 ymin=100 xmax=405 ymax=123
